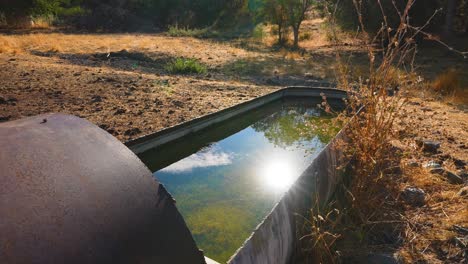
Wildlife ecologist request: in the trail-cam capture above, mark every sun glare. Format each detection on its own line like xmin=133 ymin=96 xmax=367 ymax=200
xmin=259 ymin=160 xmax=296 ymax=192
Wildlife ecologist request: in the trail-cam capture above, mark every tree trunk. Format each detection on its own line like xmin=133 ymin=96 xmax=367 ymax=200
xmin=293 ymin=26 xmax=299 ymax=48
xmin=444 ymin=0 xmax=457 ymax=36
xmin=278 ymin=23 xmax=283 ymax=44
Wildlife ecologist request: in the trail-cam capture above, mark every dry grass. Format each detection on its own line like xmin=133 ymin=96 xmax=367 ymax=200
xmin=399 ymin=167 xmax=468 ymax=263
xmin=427 ymin=68 xmax=468 ymax=105
xmin=299 ymin=0 xmax=463 ymax=262
xmin=431 ymin=69 xmax=461 ymax=95
xmin=0 ymin=33 xmax=256 ymax=65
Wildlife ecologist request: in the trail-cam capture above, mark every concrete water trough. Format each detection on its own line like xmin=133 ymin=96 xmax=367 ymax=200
xmin=0 ymin=87 xmax=348 ymax=264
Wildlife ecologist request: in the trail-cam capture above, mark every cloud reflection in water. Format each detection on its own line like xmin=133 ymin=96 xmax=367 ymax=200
xmin=160 ymin=147 xmax=233 ymax=173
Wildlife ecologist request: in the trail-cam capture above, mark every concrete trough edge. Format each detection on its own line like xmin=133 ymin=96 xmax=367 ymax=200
xmin=125 ymin=86 xmax=347 ymax=154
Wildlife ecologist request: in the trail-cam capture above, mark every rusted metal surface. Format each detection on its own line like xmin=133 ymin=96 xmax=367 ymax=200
xmin=0 ymin=114 xmax=205 ymax=264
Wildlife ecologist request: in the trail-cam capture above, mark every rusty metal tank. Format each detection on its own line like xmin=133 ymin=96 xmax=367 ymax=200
xmin=0 ymin=114 xmax=205 ymax=264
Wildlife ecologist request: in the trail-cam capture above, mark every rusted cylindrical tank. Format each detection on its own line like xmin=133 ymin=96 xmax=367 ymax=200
xmin=0 ymin=114 xmax=205 ymax=264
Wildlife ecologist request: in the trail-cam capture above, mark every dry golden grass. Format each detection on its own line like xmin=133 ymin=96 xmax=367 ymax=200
xmin=407 ymin=68 xmax=468 ymax=105
xmin=0 ymin=33 xmax=259 ymax=66
xmin=399 ymin=167 xmax=468 ymax=263
xmin=431 ymin=69 xmax=461 ymax=94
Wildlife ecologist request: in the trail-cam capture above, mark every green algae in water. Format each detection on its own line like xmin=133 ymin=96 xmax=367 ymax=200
xmin=139 ymin=99 xmax=341 ymax=262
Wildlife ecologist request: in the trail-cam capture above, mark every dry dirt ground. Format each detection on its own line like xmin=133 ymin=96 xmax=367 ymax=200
xmin=0 ymin=25 xmax=351 ymax=141
xmin=0 ymin=19 xmax=467 ymax=263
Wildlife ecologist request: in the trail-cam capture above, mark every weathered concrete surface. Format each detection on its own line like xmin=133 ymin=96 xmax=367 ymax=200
xmin=0 ymin=114 xmax=205 ymax=264
xmin=123 ymin=87 xmax=348 ymax=264
xmin=126 ymin=87 xmax=347 ymax=154
xmin=228 ymin=131 xmax=344 ymax=264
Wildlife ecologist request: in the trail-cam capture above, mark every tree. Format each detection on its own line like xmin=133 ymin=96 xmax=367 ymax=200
xmin=261 ymin=0 xmax=289 ymax=44
xmin=444 ymin=0 xmax=457 ymax=36
xmin=284 ymin=0 xmax=312 ymax=48
xmin=0 ymin=0 xmax=69 ymax=27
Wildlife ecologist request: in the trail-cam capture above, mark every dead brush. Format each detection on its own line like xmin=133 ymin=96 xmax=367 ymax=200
xmin=428 ymin=68 xmax=468 ymax=105
xmin=301 ymin=0 xmax=437 ymax=261
xmin=430 ymin=68 xmax=461 ymax=95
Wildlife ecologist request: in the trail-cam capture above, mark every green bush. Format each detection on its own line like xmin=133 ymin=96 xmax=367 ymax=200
xmin=167 ymin=25 xmax=216 ymax=38
xmin=165 ymin=58 xmax=207 ymax=74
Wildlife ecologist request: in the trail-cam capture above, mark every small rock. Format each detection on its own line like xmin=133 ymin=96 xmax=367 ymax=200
xmin=454 ymin=159 xmax=467 ymax=169
xmin=423 ymin=161 xmax=441 ymax=169
xmin=124 ymin=128 xmax=141 ymax=136
xmin=430 ymin=168 xmax=445 ymax=175
xmin=168 ymin=110 xmax=175 ymax=115
xmin=91 ymin=95 xmax=102 ymax=103
xmin=172 ymin=100 xmax=184 ymax=108
xmin=114 ymin=108 xmax=126 ymax=115
xmin=402 ymin=187 xmax=426 ymax=206
xmin=417 ymin=140 xmax=441 ymax=153
xmin=444 ymin=171 xmax=464 ymax=184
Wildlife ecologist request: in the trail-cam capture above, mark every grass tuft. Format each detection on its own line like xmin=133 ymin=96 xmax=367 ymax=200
xmin=165 ymin=58 xmax=207 ymax=74
xmin=167 ymin=25 xmax=216 ymax=38
xmin=430 ymin=68 xmax=461 ymax=95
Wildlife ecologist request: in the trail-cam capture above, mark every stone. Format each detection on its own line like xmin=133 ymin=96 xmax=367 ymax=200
xmin=454 ymin=159 xmax=467 ymax=169
xmin=124 ymin=128 xmax=141 ymax=136
xmin=424 ymin=161 xmax=441 ymax=169
xmin=402 ymin=187 xmax=426 ymax=206
xmin=172 ymin=100 xmax=184 ymax=108
xmin=114 ymin=108 xmax=126 ymax=115
xmin=430 ymin=168 xmax=445 ymax=175
xmin=421 ymin=140 xmax=441 ymax=153
xmin=444 ymin=171 xmax=464 ymax=184
xmin=91 ymin=95 xmax=102 ymax=103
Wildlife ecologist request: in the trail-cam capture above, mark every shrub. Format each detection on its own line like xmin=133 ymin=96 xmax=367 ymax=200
xmin=167 ymin=25 xmax=215 ymax=38
xmin=431 ymin=68 xmax=461 ymax=95
xmin=165 ymin=58 xmax=207 ymax=74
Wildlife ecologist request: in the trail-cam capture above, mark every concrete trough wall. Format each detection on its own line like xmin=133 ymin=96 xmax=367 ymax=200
xmin=126 ymin=87 xmax=348 ymax=264
xmin=126 ymin=87 xmax=347 ymax=154
xmin=228 ymin=130 xmax=345 ymax=264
